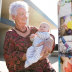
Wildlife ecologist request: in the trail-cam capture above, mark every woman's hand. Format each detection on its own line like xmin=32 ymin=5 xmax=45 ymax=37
xmin=40 ymin=37 xmax=54 ymax=60
xmin=22 ymin=53 xmax=26 ymax=61
xmin=30 ymin=34 xmax=35 ymax=39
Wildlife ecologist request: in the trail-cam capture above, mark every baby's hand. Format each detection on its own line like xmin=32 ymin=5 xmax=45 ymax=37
xmin=30 ymin=34 xmax=35 ymax=38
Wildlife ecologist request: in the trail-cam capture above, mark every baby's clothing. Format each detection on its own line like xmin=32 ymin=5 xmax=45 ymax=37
xmin=24 ymin=32 xmax=50 ymax=68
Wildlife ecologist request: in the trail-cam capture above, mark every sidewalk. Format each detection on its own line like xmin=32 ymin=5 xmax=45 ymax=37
xmin=0 ymin=56 xmax=58 ymax=72
xmin=49 ymin=56 xmax=58 ymax=72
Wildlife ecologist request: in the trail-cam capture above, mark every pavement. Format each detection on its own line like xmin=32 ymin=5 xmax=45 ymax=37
xmin=0 ymin=56 xmax=58 ymax=72
xmin=48 ymin=56 xmax=58 ymax=72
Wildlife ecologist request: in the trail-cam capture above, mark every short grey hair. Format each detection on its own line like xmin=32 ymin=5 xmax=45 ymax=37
xmin=9 ymin=1 xmax=28 ymax=16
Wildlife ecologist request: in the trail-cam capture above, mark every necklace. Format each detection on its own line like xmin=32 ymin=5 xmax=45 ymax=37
xmin=14 ymin=26 xmax=30 ymax=38
xmin=15 ymin=27 xmax=27 ymax=33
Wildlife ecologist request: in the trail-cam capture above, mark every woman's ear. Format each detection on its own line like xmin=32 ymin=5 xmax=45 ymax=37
xmin=12 ymin=15 xmax=16 ymax=20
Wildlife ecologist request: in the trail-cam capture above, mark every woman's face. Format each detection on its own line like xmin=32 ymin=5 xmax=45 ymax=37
xmin=13 ymin=8 xmax=27 ymax=32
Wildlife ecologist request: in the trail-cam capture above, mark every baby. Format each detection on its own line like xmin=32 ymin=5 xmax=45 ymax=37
xmin=25 ymin=22 xmax=52 ymax=68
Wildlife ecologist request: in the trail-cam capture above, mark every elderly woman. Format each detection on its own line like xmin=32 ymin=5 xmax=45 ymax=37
xmin=4 ymin=1 xmax=56 ymax=72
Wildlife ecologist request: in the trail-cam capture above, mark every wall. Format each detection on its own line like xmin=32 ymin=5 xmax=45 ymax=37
xmin=0 ymin=28 xmax=9 ymax=56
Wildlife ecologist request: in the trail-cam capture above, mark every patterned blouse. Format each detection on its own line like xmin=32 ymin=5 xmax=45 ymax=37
xmin=4 ymin=27 xmax=56 ymax=72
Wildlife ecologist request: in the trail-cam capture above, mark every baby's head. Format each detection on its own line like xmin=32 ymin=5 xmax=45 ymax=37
xmin=39 ymin=22 xmax=50 ymax=32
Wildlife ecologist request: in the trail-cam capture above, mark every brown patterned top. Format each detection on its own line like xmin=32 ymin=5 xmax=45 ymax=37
xmin=4 ymin=27 xmax=55 ymax=72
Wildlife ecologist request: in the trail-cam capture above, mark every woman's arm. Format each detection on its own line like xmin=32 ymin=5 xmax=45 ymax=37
xmin=37 ymin=34 xmax=55 ymax=60
xmin=41 ymin=37 xmax=54 ymax=58
xmin=4 ymin=31 xmax=25 ymax=69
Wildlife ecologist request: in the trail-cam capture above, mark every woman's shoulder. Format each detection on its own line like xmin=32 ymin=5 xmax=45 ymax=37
xmin=29 ymin=26 xmax=38 ymax=34
xmin=6 ymin=29 xmax=16 ymax=36
xmin=30 ymin=26 xmax=38 ymax=30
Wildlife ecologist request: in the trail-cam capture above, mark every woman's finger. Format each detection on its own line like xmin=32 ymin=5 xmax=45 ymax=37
xmin=40 ymin=47 xmax=46 ymax=56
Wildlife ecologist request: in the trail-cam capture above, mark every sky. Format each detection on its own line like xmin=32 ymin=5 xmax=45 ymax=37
xmin=31 ymin=0 xmax=59 ymax=26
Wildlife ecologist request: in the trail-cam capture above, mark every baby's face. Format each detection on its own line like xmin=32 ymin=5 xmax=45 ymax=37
xmin=39 ymin=23 xmax=49 ymax=32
